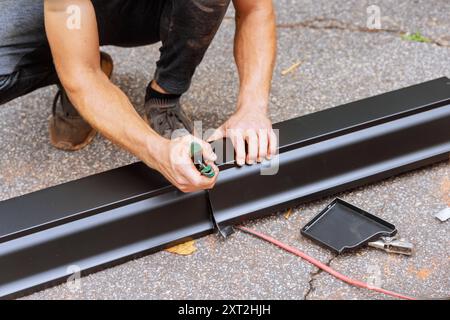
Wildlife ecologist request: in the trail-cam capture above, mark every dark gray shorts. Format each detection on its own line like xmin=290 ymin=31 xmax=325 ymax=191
xmin=0 ymin=0 xmax=230 ymax=105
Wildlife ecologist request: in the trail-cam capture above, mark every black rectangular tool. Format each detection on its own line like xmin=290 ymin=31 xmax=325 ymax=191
xmin=301 ymin=199 xmax=397 ymax=254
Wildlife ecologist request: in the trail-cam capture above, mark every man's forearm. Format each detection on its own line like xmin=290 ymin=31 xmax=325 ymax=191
xmin=234 ymin=3 xmax=276 ymax=111
xmin=64 ymin=70 xmax=164 ymax=169
xmin=45 ymin=0 xmax=164 ymax=169
xmin=209 ymin=0 xmax=277 ymax=165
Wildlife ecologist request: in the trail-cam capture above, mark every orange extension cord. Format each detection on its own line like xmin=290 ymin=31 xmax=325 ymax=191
xmin=236 ymin=225 xmax=417 ymax=300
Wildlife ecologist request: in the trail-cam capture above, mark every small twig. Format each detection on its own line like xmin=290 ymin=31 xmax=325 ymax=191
xmin=281 ymin=61 xmax=302 ymax=76
xmin=284 ymin=208 xmax=293 ymax=219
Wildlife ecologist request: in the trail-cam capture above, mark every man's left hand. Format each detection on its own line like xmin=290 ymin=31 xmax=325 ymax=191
xmin=208 ymin=106 xmax=277 ymax=166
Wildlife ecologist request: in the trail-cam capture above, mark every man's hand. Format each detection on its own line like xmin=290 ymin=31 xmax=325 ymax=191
xmin=223 ymin=0 xmax=276 ymax=165
xmin=152 ymin=135 xmax=219 ymax=192
xmin=208 ymin=107 xmax=277 ymax=166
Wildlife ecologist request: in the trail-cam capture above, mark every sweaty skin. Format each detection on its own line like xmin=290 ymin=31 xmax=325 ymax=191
xmin=44 ymin=0 xmax=276 ymax=192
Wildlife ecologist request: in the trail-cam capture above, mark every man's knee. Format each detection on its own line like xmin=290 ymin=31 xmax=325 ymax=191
xmin=188 ymin=0 xmax=231 ymax=25
xmin=155 ymin=0 xmax=231 ymax=95
xmin=173 ymin=0 xmax=231 ymax=29
xmin=0 ymin=72 xmax=21 ymax=105
xmin=190 ymin=0 xmax=231 ymax=14
xmin=0 ymin=69 xmax=57 ymax=106
xmin=167 ymin=0 xmax=231 ymax=51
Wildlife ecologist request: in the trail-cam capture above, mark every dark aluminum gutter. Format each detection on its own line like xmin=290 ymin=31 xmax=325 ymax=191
xmin=1 ymin=77 xmax=449 ymax=298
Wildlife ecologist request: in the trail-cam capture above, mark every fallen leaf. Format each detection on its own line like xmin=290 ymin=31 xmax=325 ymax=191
xmin=281 ymin=61 xmax=302 ymax=76
xmin=165 ymin=240 xmax=197 ymax=255
xmin=284 ymin=208 xmax=293 ymax=219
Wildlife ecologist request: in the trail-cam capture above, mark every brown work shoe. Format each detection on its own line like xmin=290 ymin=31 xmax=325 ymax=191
xmin=49 ymin=52 xmax=113 ymax=151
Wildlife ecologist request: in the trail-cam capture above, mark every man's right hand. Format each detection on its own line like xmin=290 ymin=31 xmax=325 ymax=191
xmin=149 ymin=135 xmax=219 ymax=193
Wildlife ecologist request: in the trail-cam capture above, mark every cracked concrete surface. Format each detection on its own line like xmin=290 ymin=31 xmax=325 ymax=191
xmin=304 ymin=254 xmax=337 ymax=300
xmin=276 ymin=17 xmax=449 ymax=47
xmin=0 ymin=0 xmax=449 ymax=299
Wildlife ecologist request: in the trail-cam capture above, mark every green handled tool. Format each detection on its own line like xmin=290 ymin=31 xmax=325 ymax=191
xmin=190 ymin=142 xmax=215 ymax=178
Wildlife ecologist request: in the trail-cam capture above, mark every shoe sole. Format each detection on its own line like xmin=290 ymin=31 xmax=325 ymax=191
xmin=49 ymin=124 xmax=98 ymax=151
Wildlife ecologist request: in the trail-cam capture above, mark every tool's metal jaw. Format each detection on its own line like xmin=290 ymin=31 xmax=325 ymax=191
xmin=368 ymin=236 xmax=414 ymax=256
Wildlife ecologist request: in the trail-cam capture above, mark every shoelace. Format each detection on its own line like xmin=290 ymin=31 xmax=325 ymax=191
xmin=157 ymin=107 xmax=182 ymax=130
xmin=52 ymin=90 xmax=62 ymax=117
xmin=151 ymin=100 xmax=192 ymax=133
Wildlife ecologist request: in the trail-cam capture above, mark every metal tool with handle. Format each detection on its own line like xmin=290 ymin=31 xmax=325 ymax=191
xmin=190 ymin=142 xmax=215 ymax=178
xmin=368 ymin=236 xmax=413 ymax=256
